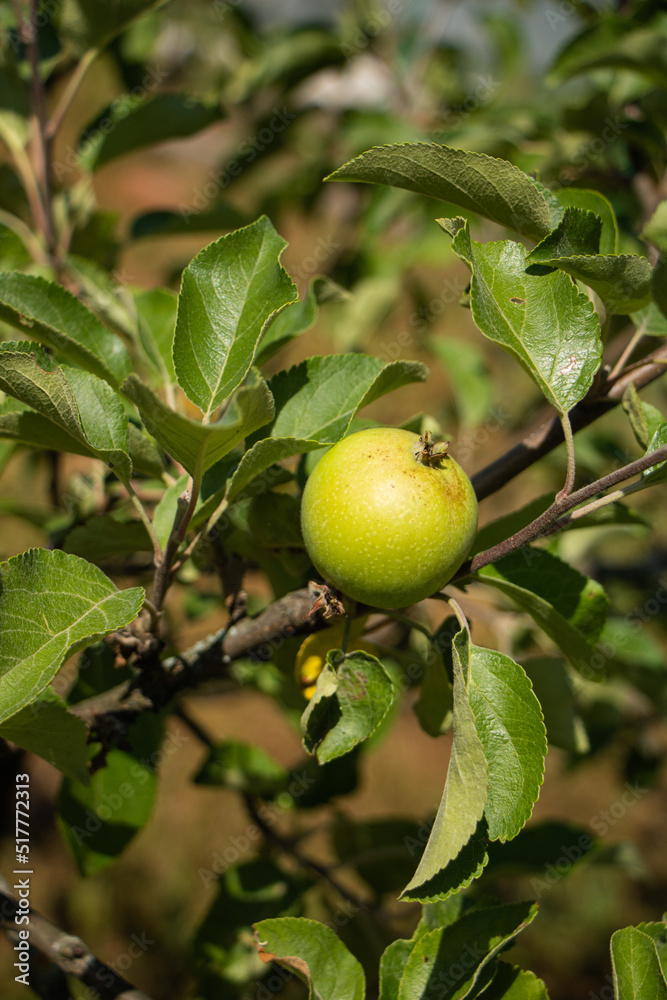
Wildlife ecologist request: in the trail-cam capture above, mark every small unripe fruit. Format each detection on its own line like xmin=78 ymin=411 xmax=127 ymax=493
xmin=300 ymin=427 xmax=478 ymax=609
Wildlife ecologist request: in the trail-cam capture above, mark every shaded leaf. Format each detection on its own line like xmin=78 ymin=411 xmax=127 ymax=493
xmin=58 ymin=714 xmax=161 ymax=875
xmin=63 ymin=516 xmax=152 ymax=564
xmin=0 ymin=548 xmax=143 ymax=724
xmin=301 ymin=651 xmax=395 ymax=764
xmin=79 ymin=94 xmax=224 ymax=170
xmin=401 ymin=633 xmax=488 ymax=898
xmin=478 ymin=962 xmax=550 ymax=999
xmin=133 ymin=287 xmax=178 ymax=382
xmin=631 ymin=302 xmax=667 ymax=339
xmin=256 ymin=277 xmax=318 ymax=365
xmin=123 ymin=368 xmax=273 ymax=478
xmin=56 ymin=0 xmax=167 ymax=50
xmin=643 ymin=201 xmax=667 ymax=253
xmin=556 ymin=188 xmax=618 ymax=254
xmin=194 ymin=740 xmax=288 ymax=797
xmin=0 ymin=687 xmax=90 ymax=783
xmin=522 ymin=657 xmax=589 ymax=754
xmin=527 ymin=213 xmax=652 ymax=314
xmin=326 ymin=143 xmax=553 ymax=242
xmin=478 ymin=548 xmax=611 ymax=675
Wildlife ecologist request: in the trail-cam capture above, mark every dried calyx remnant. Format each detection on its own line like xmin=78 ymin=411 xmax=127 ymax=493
xmin=414 ymin=430 xmax=450 ymax=466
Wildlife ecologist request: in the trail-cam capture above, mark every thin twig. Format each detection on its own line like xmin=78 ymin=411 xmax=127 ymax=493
xmin=124 ymin=479 xmax=162 ymax=562
xmin=470 ymin=343 xmax=667 ymax=500
xmin=467 ymin=442 xmax=667 ymax=574
xmin=608 ymin=325 xmax=647 ymax=382
xmin=243 ymin=794 xmax=375 ymax=913
xmin=46 ymin=46 xmax=99 ymax=139
xmin=0 ymin=879 xmax=153 ymax=1000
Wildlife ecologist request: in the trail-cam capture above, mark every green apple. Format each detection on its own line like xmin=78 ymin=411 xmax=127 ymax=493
xmin=300 ymin=427 xmax=478 ymax=609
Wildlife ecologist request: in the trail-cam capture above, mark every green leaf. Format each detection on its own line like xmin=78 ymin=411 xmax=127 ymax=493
xmin=78 ymin=94 xmax=224 ymax=170
xmin=133 ymin=287 xmax=178 ymax=382
xmin=522 ymin=657 xmax=589 ymax=754
xmin=0 ymin=350 xmax=133 ymax=478
xmin=549 ymin=18 xmax=667 ymax=89
xmin=63 ymin=515 xmax=152 ymax=564
xmin=623 ymin=383 xmax=665 ymax=450
xmin=301 ymin=651 xmax=395 ymax=764
xmin=0 ymin=549 xmax=143 ymax=724
xmin=652 ymin=256 xmax=667 ymax=323
xmin=478 ymin=548 xmax=611 ymax=676
xmin=528 ymin=207 xmax=602 ymax=258
xmin=379 ymin=939 xmax=415 ymax=1000
xmin=445 ymin=219 xmax=602 ymax=414
xmin=123 ymin=368 xmax=273 ymax=478
xmin=256 ymin=277 xmax=319 ymax=366
xmin=253 ymin=916 xmax=366 ymax=1000
xmin=401 ymin=824 xmax=490 ymax=904
xmin=0 ymin=687 xmax=90 ymax=783
xmin=556 ymin=188 xmax=618 ymax=254
xmin=478 ymin=962 xmax=550 ymax=999
xmin=643 ymin=203 xmax=667 ymax=322
xmin=58 ymin=714 xmax=161 ymax=875
xmin=631 ymin=302 xmax=667 ymax=339
xmin=332 ymin=816 xmax=429 ymax=896
xmin=195 ymin=858 xmax=311 ymax=953
xmin=127 ymin=422 xmax=165 ymax=478
xmin=226 ymin=355 xmax=427 ymax=502
xmin=485 ymin=820 xmax=596 ymax=878
xmin=65 ymin=367 xmax=132 ymax=480
xmin=227 ymin=437 xmax=323 ymax=503
xmin=326 ymin=143 xmax=553 ymax=243
xmin=527 ymin=213 xmax=652 ymax=314
xmin=643 ymin=201 xmax=667 ymax=254
xmin=414 ymin=651 xmax=453 ymax=738
xmin=462 ymin=637 xmax=547 ymax=842
xmin=0 ymin=347 xmax=87 ymax=439
xmin=0 ymin=407 xmax=99 ymax=459
xmin=611 ymin=925 xmax=667 ymax=1000
xmin=194 ymin=740 xmax=288 ymax=797
xmin=397 ymin=900 xmax=539 ymax=1000
xmin=0 ymin=273 xmax=131 ymax=387
xmin=130 ymin=202 xmax=248 ymax=240
xmin=173 ymin=216 xmax=297 ymax=417
xmin=401 ymin=632 xmax=488 ymax=899
xmin=269 ymin=355 xmax=428 ymax=441
xmin=56 ymin=0 xmax=167 ymax=50
xmin=635 ymin=923 xmax=667 ymax=984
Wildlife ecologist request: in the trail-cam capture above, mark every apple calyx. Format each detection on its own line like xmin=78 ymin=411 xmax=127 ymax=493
xmin=415 ymin=430 xmax=450 ymax=466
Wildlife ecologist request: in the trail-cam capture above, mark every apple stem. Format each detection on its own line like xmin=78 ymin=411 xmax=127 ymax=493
xmin=448 ymin=597 xmax=471 ymax=638
xmin=341 ymin=601 xmax=356 ymax=654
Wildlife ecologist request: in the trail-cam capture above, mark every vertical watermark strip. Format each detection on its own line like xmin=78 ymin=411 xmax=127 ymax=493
xmin=13 ymin=772 xmax=31 ymax=985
